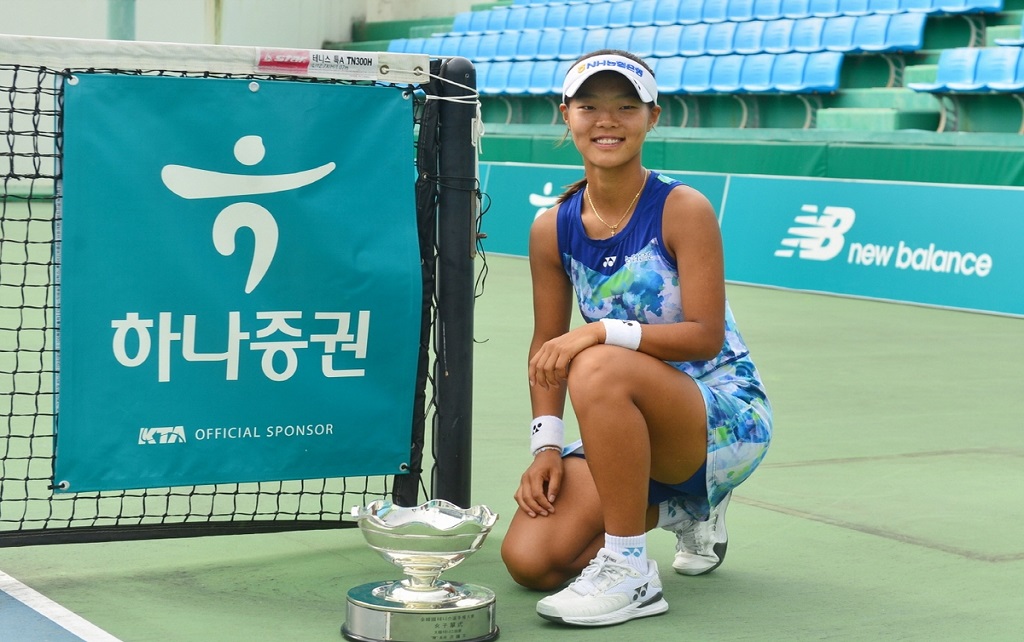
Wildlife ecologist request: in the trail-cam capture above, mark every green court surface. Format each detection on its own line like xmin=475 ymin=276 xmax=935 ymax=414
xmin=2 ymin=254 xmax=1022 ymax=641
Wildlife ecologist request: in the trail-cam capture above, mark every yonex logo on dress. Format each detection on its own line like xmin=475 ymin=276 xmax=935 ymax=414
xmin=775 ymin=205 xmax=855 ymax=261
xmin=139 ymin=426 xmax=186 ymax=445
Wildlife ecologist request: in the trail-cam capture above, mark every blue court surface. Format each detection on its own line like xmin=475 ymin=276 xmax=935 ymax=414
xmin=0 ymin=572 xmax=120 ymax=642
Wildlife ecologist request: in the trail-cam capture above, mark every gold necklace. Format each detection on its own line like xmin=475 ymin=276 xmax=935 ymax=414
xmin=585 ymin=169 xmax=649 ymax=236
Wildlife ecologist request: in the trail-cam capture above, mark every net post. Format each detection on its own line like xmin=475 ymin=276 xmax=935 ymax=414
xmin=433 ymin=56 xmax=477 ymax=509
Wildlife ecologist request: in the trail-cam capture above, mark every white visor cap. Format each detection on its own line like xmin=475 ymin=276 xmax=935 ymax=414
xmin=562 ymin=54 xmax=658 ymax=104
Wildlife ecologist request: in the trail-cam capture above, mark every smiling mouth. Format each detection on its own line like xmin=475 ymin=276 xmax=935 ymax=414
xmin=593 ymin=137 xmax=623 ymax=145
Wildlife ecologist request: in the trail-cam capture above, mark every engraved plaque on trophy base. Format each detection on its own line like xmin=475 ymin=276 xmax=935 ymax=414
xmin=342 ymin=580 xmax=498 ymax=642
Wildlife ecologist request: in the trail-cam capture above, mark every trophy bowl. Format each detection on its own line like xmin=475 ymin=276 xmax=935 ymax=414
xmin=342 ymin=499 xmax=500 ymax=642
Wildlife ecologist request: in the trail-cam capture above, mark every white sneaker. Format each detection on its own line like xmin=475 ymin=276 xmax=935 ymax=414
xmin=667 ymin=491 xmax=730 ymax=576
xmin=536 ymin=548 xmax=668 ymax=627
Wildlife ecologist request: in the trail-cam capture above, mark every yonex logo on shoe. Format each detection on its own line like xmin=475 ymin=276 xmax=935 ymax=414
xmin=632 ymin=582 xmax=648 ymax=601
xmin=775 ymin=205 xmax=855 ymax=261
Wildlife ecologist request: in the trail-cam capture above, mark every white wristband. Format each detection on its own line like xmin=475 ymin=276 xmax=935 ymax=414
xmin=530 ymin=415 xmax=564 ymax=456
xmin=600 ymin=318 xmax=642 ymax=351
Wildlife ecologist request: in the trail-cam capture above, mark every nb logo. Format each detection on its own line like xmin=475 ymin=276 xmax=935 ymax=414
xmin=602 ymin=256 xmax=617 ymax=268
xmin=139 ymin=426 xmax=187 ymax=445
xmin=775 ymin=205 xmax=856 ymax=261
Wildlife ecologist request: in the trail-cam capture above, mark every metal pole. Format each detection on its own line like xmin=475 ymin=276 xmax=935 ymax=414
xmin=106 ymin=0 xmax=136 ymax=41
xmin=433 ymin=56 xmax=477 ymax=508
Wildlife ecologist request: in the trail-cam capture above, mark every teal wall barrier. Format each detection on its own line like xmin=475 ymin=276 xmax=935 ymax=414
xmin=480 ymin=161 xmax=1023 ymax=317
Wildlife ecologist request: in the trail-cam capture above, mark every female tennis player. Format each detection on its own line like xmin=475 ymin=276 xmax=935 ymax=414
xmin=500 ymin=49 xmax=773 ymax=627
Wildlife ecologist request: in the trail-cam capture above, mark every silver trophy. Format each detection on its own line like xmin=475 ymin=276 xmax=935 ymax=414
xmin=342 ymin=499 xmax=500 ymax=642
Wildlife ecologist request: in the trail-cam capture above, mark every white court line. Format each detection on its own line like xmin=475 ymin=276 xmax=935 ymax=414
xmin=0 ymin=570 xmax=123 ymax=642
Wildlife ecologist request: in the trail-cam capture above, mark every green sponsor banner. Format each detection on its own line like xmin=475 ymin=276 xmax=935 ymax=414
xmin=57 ymin=74 xmax=420 ymax=492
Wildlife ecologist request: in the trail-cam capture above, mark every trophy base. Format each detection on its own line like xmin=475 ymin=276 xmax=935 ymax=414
xmin=342 ymin=580 xmax=498 ymax=642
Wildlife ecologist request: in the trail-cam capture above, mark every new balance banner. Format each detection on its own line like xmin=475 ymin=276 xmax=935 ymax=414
xmin=57 ymin=74 xmax=420 ymax=492
xmin=719 ymin=176 xmax=1022 ymax=317
xmin=479 ymin=162 xmax=1022 ymax=317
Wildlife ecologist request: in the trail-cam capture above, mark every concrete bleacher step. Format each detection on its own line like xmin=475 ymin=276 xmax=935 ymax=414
xmin=816 ymin=107 xmax=940 ymax=132
xmin=828 ymin=87 xmax=940 ymax=112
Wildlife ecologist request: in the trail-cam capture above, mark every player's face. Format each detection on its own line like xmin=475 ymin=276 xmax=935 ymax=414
xmin=560 ymin=71 xmax=660 ymax=170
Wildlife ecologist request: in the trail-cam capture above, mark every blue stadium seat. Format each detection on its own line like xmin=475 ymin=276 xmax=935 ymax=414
xmin=799 ymin=51 xmax=844 ymax=92
xmin=536 ymin=29 xmax=563 ymax=61
xmin=506 ymin=61 xmax=533 ymax=94
xmin=422 ymin=36 xmax=445 ymax=56
xmin=474 ymin=60 xmax=491 ymax=91
xmin=467 ymin=11 xmax=491 ymax=34
xmin=677 ymin=2 xmax=705 ymax=25
xmin=555 ymin=60 xmax=574 ymax=95
xmin=728 ymin=0 xmax=758 ymax=21
xmin=792 ymin=17 xmax=827 ymax=52
xmin=558 ymin=29 xmax=587 ymax=60
xmin=476 ymin=33 xmax=500 ymax=61
xmin=740 ymin=52 xmax=778 ymax=91
xmin=494 ymin=31 xmax=520 ymax=61
xmin=439 ymin=34 xmax=462 ymax=57
xmin=782 ymin=0 xmax=813 ymax=18
xmin=586 ymin=2 xmax=613 ymax=28
xmin=934 ymin=0 xmax=1004 ymax=15
xmin=907 ymin=47 xmax=980 ymax=91
xmin=387 ymin=38 xmax=408 ymax=53
xmin=653 ymin=0 xmax=683 ymax=26
xmin=487 ymin=8 xmax=510 ymax=33
xmin=994 ymin=13 xmax=1024 ymax=46
xmin=945 ymin=46 xmax=1020 ymax=91
xmin=544 ymin=4 xmax=570 ymax=29
xmin=654 ymin=25 xmax=685 ymax=57
xmin=771 ymin=52 xmax=810 ymax=89
xmin=900 ymin=0 xmax=937 ymax=11
xmin=880 ymin=12 xmax=927 ymax=51
xmin=702 ymin=0 xmax=731 ymax=23
xmin=565 ymin=3 xmax=590 ymax=29
xmin=754 ymin=0 xmax=785 ymax=19
xmin=483 ymin=61 xmax=514 ymax=95
xmin=706 ymin=21 xmax=739 ymax=55
xmin=515 ymin=30 xmax=542 ymax=61
xmin=679 ymin=23 xmax=712 ymax=55
xmin=505 ymin=6 xmax=529 ymax=32
xmin=763 ymin=19 xmax=797 ymax=53
xmin=987 ymin=46 xmax=1024 ymax=91
xmin=809 ymin=0 xmax=841 ymax=16
xmin=630 ymin=26 xmax=658 ymax=58
xmin=868 ymin=0 xmax=903 ymax=11
xmin=837 ymin=0 xmax=872 ymax=14
xmin=524 ymin=5 xmax=548 ymax=30
xmin=822 ymin=16 xmax=857 ymax=52
xmin=607 ymin=1 xmax=636 ymax=28
xmin=402 ymin=37 xmax=427 ymax=54
xmin=458 ymin=34 xmax=483 ymax=60
xmin=654 ymin=56 xmax=686 ymax=93
xmin=528 ymin=60 xmax=560 ymax=94
xmin=584 ymin=27 xmax=611 ymax=54
xmin=452 ymin=12 xmax=473 ymax=34
xmin=607 ymin=27 xmax=635 ymax=51
xmin=710 ymin=54 xmax=746 ymax=92
xmin=850 ymin=14 xmax=890 ymax=52
xmin=631 ymin=0 xmax=658 ymax=27
xmin=681 ymin=55 xmax=716 ymax=93
xmin=734 ymin=20 xmax=768 ymax=54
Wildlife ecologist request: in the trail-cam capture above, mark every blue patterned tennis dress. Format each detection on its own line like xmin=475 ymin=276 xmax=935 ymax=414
xmin=557 ymin=171 xmax=772 ymax=520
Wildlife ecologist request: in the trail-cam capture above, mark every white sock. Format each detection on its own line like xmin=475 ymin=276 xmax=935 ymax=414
xmin=604 ymin=533 xmax=648 ymax=572
xmin=656 ymin=497 xmax=691 ymax=528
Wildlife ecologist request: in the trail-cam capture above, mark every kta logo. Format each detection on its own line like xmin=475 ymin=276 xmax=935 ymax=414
xmin=139 ymin=426 xmax=187 ymax=445
xmin=160 ymin=135 xmax=335 ymax=294
xmin=774 ymin=205 xmax=856 ymax=261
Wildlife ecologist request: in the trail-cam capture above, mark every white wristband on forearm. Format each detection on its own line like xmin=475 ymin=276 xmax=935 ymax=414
xmin=600 ymin=318 xmax=642 ymax=351
xmin=530 ymin=415 xmax=564 ymax=456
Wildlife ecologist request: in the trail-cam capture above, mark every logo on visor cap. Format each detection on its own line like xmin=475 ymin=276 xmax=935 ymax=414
xmin=562 ymin=54 xmax=658 ymax=103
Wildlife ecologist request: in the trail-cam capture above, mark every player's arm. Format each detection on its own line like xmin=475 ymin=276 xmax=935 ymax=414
xmin=638 ymin=185 xmax=726 ymax=362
